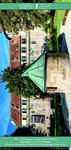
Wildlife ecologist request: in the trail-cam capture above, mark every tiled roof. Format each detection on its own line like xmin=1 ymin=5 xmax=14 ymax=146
xmin=11 ymin=93 xmax=20 ymax=106
xmin=10 ymin=36 xmax=21 ymax=127
xmin=11 ymin=107 xmax=20 ymax=127
xmin=10 ymin=62 xmax=20 ymax=69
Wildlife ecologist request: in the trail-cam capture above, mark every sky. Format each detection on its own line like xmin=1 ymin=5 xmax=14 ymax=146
xmin=0 ymin=32 xmax=16 ymax=136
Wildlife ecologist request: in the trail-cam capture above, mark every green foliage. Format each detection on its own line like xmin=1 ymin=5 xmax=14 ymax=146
xmin=11 ymin=125 xmax=46 ymax=136
xmin=0 ymin=65 xmax=43 ymax=98
xmin=0 ymin=10 xmax=51 ymax=35
xmin=2 ymin=0 xmax=21 ymax=2
xmin=47 ymin=14 xmax=58 ymax=52
xmin=2 ymin=0 xmax=54 ymax=2
xmin=43 ymin=12 xmax=51 ymax=33
xmin=50 ymin=28 xmax=58 ymax=52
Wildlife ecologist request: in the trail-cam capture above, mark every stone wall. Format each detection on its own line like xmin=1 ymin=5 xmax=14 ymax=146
xmin=46 ymin=53 xmax=70 ymax=93
xmin=30 ymin=96 xmax=52 ymax=135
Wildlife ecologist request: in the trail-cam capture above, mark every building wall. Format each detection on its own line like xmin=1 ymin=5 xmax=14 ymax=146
xmin=20 ymin=28 xmax=48 ymax=127
xmin=46 ymin=53 xmax=70 ymax=93
xmin=29 ymin=27 xmax=46 ymax=63
xmin=21 ymin=96 xmax=27 ymax=126
xmin=30 ymin=96 xmax=52 ymax=135
xmin=20 ymin=35 xmax=27 ymax=65
xmin=20 ymin=34 xmax=29 ymax=127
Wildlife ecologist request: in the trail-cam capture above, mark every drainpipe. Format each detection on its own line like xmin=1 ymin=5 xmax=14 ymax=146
xmin=26 ymin=30 xmax=30 ymax=66
xmin=26 ymin=30 xmax=30 ymax=126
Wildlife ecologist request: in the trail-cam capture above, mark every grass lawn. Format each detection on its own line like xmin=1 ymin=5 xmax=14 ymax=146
xmin=55 ymin=0 xmax=71 ymax=2
xmin=55 ymin=0 xmax=62 ymax=2
xmin=54 ymin=10 xmax=65 ymax=37
xmin=54 ymin=94 xmax=63 ymax=136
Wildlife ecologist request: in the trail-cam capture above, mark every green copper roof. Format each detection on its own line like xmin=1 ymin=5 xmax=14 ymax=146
xmin=22 ymin=51 xmax=47 ymax=92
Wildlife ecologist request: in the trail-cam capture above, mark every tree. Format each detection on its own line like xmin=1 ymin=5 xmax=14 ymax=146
xmin=2 ymin=0 xmax=55 ymax=2
xmin=43 ymin=11 xmax=51 ymax=33
xmin=11 ymin=125 xmax=47 ymax=136
xmin=0 ymin=65 xmax=44 ymax=98
xmin=0 ymin=10 xmax=50 ymax=38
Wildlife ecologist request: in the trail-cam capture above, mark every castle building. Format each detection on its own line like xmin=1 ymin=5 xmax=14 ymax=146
xmin=10 ymin=28 xmax=52 ymax=134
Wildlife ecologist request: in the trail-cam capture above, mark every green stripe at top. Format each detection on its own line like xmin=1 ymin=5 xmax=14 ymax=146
xmin=0 ymin=3 xmax=71 ymax=10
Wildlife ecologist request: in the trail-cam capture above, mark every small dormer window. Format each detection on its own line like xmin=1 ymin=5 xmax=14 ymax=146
xmin=11 ymin=57 xmax=14 ymax=61
xmin=16 ymin=57 xmax=19 ymax=60
xmin=16 ymin=106 xmax=19 ymax=110
xmin=11 ymin=104 xmax=14 ymax=107
xmin=16 ymin=45 xmax=19 ymax=50
xmin=12 ymin=39 xmax=17 ymax=44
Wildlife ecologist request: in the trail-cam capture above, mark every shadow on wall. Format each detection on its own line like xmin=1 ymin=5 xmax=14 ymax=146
xmin=41 ymin=36 xmax=48 ymax=53
xmin=58 ymin=33 xmax=68 ymax=54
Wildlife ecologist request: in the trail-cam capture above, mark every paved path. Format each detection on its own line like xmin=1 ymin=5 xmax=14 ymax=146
xmin=64 ymin=10 xmax=71 ymax=60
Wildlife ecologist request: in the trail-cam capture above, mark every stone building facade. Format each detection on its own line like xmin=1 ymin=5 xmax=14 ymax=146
xmin=46 ymin=53 xmax=70 ymax=93
xmin=30 ymin=96 xmax=52 ymax=135
xmin=29 ymin=27 xmax=46 ymax=64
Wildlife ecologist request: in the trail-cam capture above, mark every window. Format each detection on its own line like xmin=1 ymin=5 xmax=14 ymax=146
xmin=22 ymin=109 xmax=27 ymax=113
xmin=47 ymin=87 xmax=57 ymax=91
xmin=22 ymin=56 xmax=26 ymax=61
xmin=11 ymin=57 xmax=14 ymax=61
xmin=22 ymin=38 xmax=26 ymax=44
xmin=12 ymin=39 xmax=17 ymax=44
xmin=11 ymin=57 xmax=17 ymax=62
xmin=22 ymin=100 xmax=27 ymax=105
xmin=16 ymin=106 xmax=19 ymax=110
xmin=16 ymin=57 xmax=19 ymax=60
xmin=31 ymin=111 xmax=35 ymax=113
xmin=32 ymin=41 xmax=36 ymax=44
xmin=11 ymin=104 xmax=14 ymax=107
xmin=31 ymin=115 xmax=45 ymax=123
xmin=22 ymin=118 xmax=26 ymax=120
xmin=22 ymin=47 xmax=26 ymax=52
xmin=16 ymin=45 xmax=19 ymax=50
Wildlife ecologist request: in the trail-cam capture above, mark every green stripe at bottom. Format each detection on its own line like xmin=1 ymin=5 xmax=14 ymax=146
xmin=0 ymin=137 xmax=71 ymax=147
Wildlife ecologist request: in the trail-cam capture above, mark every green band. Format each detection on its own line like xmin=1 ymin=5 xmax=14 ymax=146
xmin=0 ymin=137 xmax=71 ymax=147
xmin=0 ymin=3 xmax=71 ymax=10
